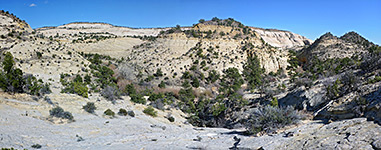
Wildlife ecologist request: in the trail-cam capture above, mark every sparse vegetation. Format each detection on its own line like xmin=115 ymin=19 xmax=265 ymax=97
xmin=118 ymin=108 xmax=128 ymax=116
xmin=31 ymin=144 xmax=42 ymax=149
xmin=82 ymin=102 xmax=96 ymax=114
xmin=143 ymin=106 xmax=157 ymax=117
xmin=104 ymin=109 xmax=115 ymax=117
xmin=270 ymin=97 xmax=278 ymax=107
xmin=167 ymin=116 xmax=175 ymax=122
xmin=128 ymin=110 xmax=135 ymax=117
xmin=158 ymin=81 xmax=166 ymax=88
xmin=243 ymin=54 xmax=264 ymax=90
xmin=245 ymin=106 xmax=304 ymax=134
xmin=49 ymin=106 xmax=74 ymax=121
xmin=101 ymin=85 xmax=120 ymax=101
xmin=130 ymin=93 xmax=146 ymax=104
xmin=61 ymin=79 xmax=89 ymax=98
xmin=0 ymin=52 xmax=50 ymax=95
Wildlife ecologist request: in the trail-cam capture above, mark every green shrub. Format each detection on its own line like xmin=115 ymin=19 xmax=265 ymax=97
xmin=73 ymin=81 xmax=88 ymax=98
xmin=245 ymin=106 xmax=304 ymax=134
xmin=0 ymin=52 xmax=24 ymax=93
xmin=181 ymin=71 xmax=192 ymax=79
xmin=49 ymin=106 xmax=74 ymax=120
xmin=154 ymin=68 xmax=163 ymax=77
xmin=191 ymin=77 xmax=200 ymax=88
xmin=128 ymin=110 xmax=135 ymax=117
xmin=24 ymin=75 xmax=51 ymax=96
xmin=143 ymin=106 xmax=157 ymax=117
xmin=31 ymin=144 xmax=42 ymax=149
xmin=61 ymin=81 xmax=88 ymax=98
xmin=219 ymin=67 xmax=244 ymax=95
xmin=207 ymin=70 xmax=220 ymax=83
xmin=1 ymin=148 xmax=17 ymax=150
xmin=211 ymin=102 xmax=226 ymax=116
xmin=118 ymin=108 xmax=128 ymax=116
xmin=158 ymin=81 xmax=166 ymax=88
xmin=130 ymin=94 xmax=146 ymax=104
xmin=36 ymin=52 xmax=42 ymax=59
xmin=368 ymin=76 xmax=381 ymax=84
xmin=82 ymin=102 xmax=96 ymax=114
xmin=148 ymin=92 xmax=164 ymax=101
xmin=326 ymin=79 xmax=341 ymax=100
xmin=124 ymin=83 xmax=136 ymax=95
xmin=178 ymin=80 xmax=195 ymax=103
xmin=0 ymin=53 xmax=49 ymax=95
xmin=104 ymin=109 xmax=115 ymax=117
xmin=74 ymin=74 xmax=83 ymax=83
xmin=243 ymin=54 xmax=264 ymax=90
xmin=168 ymin=116 xmax=175 ymax=122
xmin=84 ymin=74 xmax=91 ymax=84
xmin=91 ymin=65 xmax=115 ymax=88
xmin=270 ymin=97 xmax=278 ymax=107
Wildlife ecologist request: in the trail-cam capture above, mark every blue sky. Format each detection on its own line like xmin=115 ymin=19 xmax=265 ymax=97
xmin=1 ymin=0 xmax=380 ymax=44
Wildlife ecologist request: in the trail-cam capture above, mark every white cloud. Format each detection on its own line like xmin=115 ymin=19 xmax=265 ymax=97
xmin=29 ymin=3 xmax=37 ymax=7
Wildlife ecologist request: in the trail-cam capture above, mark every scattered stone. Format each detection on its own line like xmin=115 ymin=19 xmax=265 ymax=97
xmin=150 ymin=124 xmax=166 ymax=130
xmin=193 ymin=136 xmax=202 ymax=142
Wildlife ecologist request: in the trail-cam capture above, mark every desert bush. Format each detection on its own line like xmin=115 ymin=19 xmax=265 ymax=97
xmin=326 ymin=79 xmax=341 ymax=100
xmin=36 ymin=52 xmax=42 ymax=59
xmin=181 ymin=71 xmax=192 ymax=79
xmin=167 ymin=116 xmax=175 ymax=122
xmin=74 ymin=74 xmax=83 ymax=83
xmin=124 ymin=83 xmax=136 ymax=95
xmin=61 ymin=81 xmax=88 ymax=98
xmin=154 ymin=68 xmax=163 ymax=77
xmin=207 ymin=70 xmax=220 ymax=83
xmin=151 ymin=98 xmax=165 ymax=110
xmin=368 ymin=76 xmax=381 ymax=84
xmin=31 ymin=144 xmax=42 ymax=149
xmin=91 ymin=64 xmax=115 ymax=88
xmin=82 ymin=102 xmax=96 ymax=114
xmin=118 ymin=108 xmax=128 ymax=116
xmin=49 ymin=106 xmax=74 ymax=120
xmin=158 ymin=81 xmax=166 ymax=88
xmin=101 ymin=85 xmax=120 ymax=101
xmin=219 ymin=67 xmax=244 ymax=95
xmin=39 ymin=83 xmax=52 ymax=95
xmin=340 ymin=72 xmax=360 ymax=92
xmin=191 ymin=77 xmax=200 ymax=88
xmin=23 ymin=75 xmax=51 ymax=96
xmin=178 ymin=80 xmax=195 ymax=102
xmin=270 ymin=97 xmax=278 ymax=107
xmin=295 ymin=78 xmax=313 ymax=88
xmin=245 ymin=106 xmax=304 ymax=134
xmin=143 ymin=106 xmax=157 ymax=117
xmin=104 ymin=109 xmax=115 ymax=117
xmin=211 ymin=17 xmax=220 ymax=21
xmin=243 ymin=54 xmax=264 ymax=90
xmin=130 ymin=93 xmax=146 ymax=104
xmin=148 ymin=92 xmax=164 ymax=101
xmin=128 ymin=110 xmax=135 ymax=117
xmin=0 ymin=52 xmax=25 ymax=93
xmin=1 ymin=148 xmax=17 ymax=150
xmin=84 ymin=74 xmax=91 ymax=84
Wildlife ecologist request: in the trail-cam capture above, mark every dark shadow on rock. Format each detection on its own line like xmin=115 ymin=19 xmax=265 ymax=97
xmin=363 ymin=88 xmax=381 ymax=125
xmin=222 ymin=131 xmax=250 ymax=136
xmin=278 ymin=90 xmax=307 ymax=110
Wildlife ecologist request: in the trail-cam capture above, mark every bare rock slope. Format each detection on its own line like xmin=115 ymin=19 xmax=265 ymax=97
xmin=0 ymin=93 xmax=380 ymax=150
